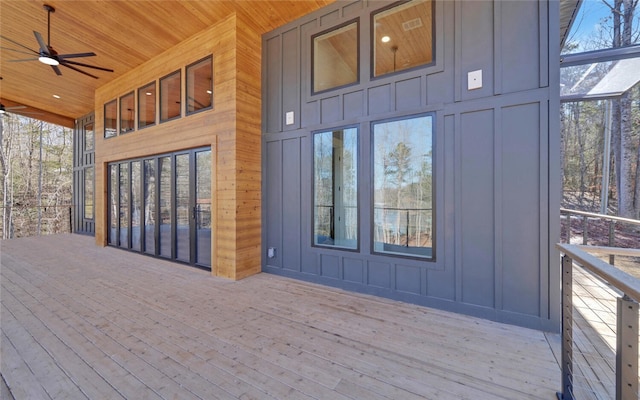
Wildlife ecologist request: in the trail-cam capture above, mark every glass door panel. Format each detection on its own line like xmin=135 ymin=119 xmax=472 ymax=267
xmin=131 ymin=161 xmax=142 ymax=251
xmin=144 ymin=159 xmax=157 ymax=255
xmin=119 ymin=163 xmax=130 ymax=248
xmin=109 ymin=165 xmax=118 ymax=245
xmin=195 ymin=150 xmax=212 ymax=267
xmin=159 ymin=156 xmax=172 ymax=258
xmin=175 ymin=154 xmax=190 ymax=262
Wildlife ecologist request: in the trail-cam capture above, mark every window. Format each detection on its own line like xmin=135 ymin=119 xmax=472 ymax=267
xmin=138 ymin=82 xmax=156 ymax=129
xmin=84 ymin=123 xmax=94 ymax=152
xmin=186 ymin=56 xmax=213 ymax=115
xmin=104 ymin=100 xmax=117 ymax=138
xmin=372 ymin=114 xmax=433 ymax=258
xmin=313 ymin=127 xmax=358 ymax=249
xmin=120 ymin=92 xmax=135 ymax=134
xmin=84 ymin=166 xmax=94 ymax=220
xmin=313 ymin=21 xmax=359 ymax=94
xmin=160 ymin=70 xmax=181 ymax=122
xmin=372 ymin=0 xmax=434 ymax=77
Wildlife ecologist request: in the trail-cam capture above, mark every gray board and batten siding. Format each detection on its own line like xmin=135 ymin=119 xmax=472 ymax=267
xmin=262 ymin=0 xmax=561 ymax=332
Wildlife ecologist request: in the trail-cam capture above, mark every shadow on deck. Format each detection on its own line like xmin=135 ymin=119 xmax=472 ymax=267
xmin=1 ymin=234 xmax=560 ymax=399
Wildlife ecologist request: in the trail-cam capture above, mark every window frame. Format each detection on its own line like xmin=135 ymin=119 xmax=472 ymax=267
xmin=104 ymin=99 xmax=117 ymax=139
xmin=138 ymin=81 xmax=157 ymax=130
xmin=370 ymin=112 xmax=435 ymax=261
xmin=370 ymin=0 xmax=436 ymax=80
xmin=119 ymin=91 xmax=135 ymax=134
xmin=186 ymin=55 xmax=214 ymax=116
xmin=311 ymin=19 xmax=360 ymax=96
xmin=311 ymin=124 xmax=360 ymax=251
xmin=159 ymin=69 xmax=182 ymax=123
xmin=84 ymin=166 xmax=94 ymax=221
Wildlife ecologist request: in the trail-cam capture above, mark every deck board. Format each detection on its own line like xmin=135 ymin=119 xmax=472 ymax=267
xmin=1 ymin=234 xmax=561 ymax=399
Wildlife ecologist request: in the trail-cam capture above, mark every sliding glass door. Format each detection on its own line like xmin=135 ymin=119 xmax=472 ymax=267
xmin=108 ymin=147 xmax=212 ymax=269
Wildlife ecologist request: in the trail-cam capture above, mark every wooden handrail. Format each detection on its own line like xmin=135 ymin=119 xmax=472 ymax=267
xmin=557 ymin=243 xmax=640 ymax=303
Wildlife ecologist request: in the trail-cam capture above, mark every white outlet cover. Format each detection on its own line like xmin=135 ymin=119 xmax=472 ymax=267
xmin=468 ymin=69 xmax=482 ymax=90
xmin=285 ymin=111 xmax=294 ymax=125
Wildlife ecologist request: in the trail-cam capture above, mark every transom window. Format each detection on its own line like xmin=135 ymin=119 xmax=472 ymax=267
xmin=372 ymin=114 xmax=433 ymax=259
xmin=160 ymin=70 xmax=181 ymax=122
xmin=104 ymin=100 xmax=117 ymax=139
xmin=312 ymin=21 xmax=359 ymax=94
xmin=373 ymin=0 xmax=434 ymax=77
xmin=313 ymin=127 xmax=358 ymax=249
xmin=120 ymin=92 xmax=135 ymax=134
xmin=186 ymin=56 xmax=213 ymax=115
xmin=138 ymin=82 xmax=156 ymax=129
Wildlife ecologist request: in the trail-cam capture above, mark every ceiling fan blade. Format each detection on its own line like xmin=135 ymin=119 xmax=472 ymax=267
xmin=62 ymin=59 xmax=113 ymax=72
xmin=0 ymin=35 xmax=38 ymax=54
xmin=59 ymin=62 xmax=98 ymax=79
xmin=51 ymin=65 xmax=62 ymax=76
xmin=0 ymin=46 xmax=38 ymax=56
xmin=33 ymin=31 xmax=49 ymax=54
xmin=8 ymin=58 xmax=40 ymax=62
xmin=58 ymin=52 xmax=96 ymax=59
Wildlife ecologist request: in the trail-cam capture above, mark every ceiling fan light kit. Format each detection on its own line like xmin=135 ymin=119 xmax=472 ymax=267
xmin=38 ymin=55 xmax=59 ymax=66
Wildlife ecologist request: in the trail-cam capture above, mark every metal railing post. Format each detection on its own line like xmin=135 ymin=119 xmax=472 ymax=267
xmin=617 ymin=295 xmax=639 ymax=400
xmin=557 ymin=254 xmax=575 ymax=400
xmin=608 ymin=220 xmax=615 ymax=265
xmin=582 ymin=215 xmax=588 ymax=245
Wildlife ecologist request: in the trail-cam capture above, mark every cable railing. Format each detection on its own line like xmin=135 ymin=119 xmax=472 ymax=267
xmin=556 ymin=244 xmax=640 ymax=400
xmin=560 ymin=207 xmax=640 ymax=264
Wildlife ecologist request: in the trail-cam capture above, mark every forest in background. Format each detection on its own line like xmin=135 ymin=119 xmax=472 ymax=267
xmin=0 ymin=113 xmax=73 ymax=239
xmin=561 ymin=0 xmax=640 ymax=221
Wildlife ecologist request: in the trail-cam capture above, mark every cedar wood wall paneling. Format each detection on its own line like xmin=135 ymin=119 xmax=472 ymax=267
xmin=94 ymin=13 xmax=262 ymax=280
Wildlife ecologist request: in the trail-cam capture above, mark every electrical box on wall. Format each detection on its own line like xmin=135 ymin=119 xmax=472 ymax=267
xmin=467 ymin=69 xmax=482 ymax=90
xmin=285 ymin=111 xmax=294 ymax=125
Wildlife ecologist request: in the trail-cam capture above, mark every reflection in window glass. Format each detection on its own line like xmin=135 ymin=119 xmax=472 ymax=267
xmin=373 ymin=115 xmax=433 ymax=258
xmin=138 ymin=82 xmax=156 ymax=129
xmin=373 ymin=0 xmax=433 ymax=77
xmin=119 ymin=163 xmax=130 ymax=247
xmin=159 ymin=156 xmax=172 ymax=257
xmin=84 ymin=123 xmax=94 ymax=152
xmin=131 ymin=161 xmax=142 ymax=251
xmin=160 ymin=70 xmax=181 ymax=122
xmin=186 ymin=56 xmax=213 ymax=115
xmin=313 ymin=127 xmax=358 ymax=248
xmin=562 ymin=0 xmax=640 ymax=54
xmin=144 ymin=159 xmax=157 ymax=255
xmin=313 ymin=21 xmax=358 ymax=93
xmin=109 ymin=165 xmax=118 ymax=244
xmin=104 ymin=100 xmax=117 ymax=138
xmin=84 ymin=166 xmax=94 ymax=220
xmin=120 ymin=92 xmax=135 ymax=134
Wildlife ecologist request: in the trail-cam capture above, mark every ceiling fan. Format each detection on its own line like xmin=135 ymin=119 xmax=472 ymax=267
xmin=0 ymin=4 xmax=113 ymax=79
xmin=0 ymin=103 xmax=42 ymax=117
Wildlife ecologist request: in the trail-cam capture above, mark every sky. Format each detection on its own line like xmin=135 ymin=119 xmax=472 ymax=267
xmin=565 ymin=0 xmax=640 ymax=53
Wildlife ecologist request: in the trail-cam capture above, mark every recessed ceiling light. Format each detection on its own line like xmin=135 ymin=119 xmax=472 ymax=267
xmin=381 ymin=36 xmax=391 ymax=43
xmin=145 ymin=92 xmax=153 ymax=96
xmin=206 ymin=90 xmax=212 ymax=94
xmin=53 ymin=94 xmax=61 ymax=99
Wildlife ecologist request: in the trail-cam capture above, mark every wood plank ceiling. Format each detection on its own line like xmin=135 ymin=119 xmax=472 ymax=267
xmin=0 ymin=0 xmax=334 ymax=127
xmin=1 ymin=0 xmax=579 ymax=128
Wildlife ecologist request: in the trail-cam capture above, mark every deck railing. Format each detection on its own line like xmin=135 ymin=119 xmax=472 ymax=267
xmin=560 ymin=208 xmax=640 ymax=264
xmin=556 ymin=243 xmax=640 ymax=400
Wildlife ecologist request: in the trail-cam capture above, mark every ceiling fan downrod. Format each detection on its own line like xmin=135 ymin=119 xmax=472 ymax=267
xmin=43 ymin=4 xmax=55 ymax=47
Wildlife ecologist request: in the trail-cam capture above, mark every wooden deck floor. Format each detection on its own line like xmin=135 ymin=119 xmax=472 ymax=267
xmin=1 ymin=234 xmax=561 ymax=399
